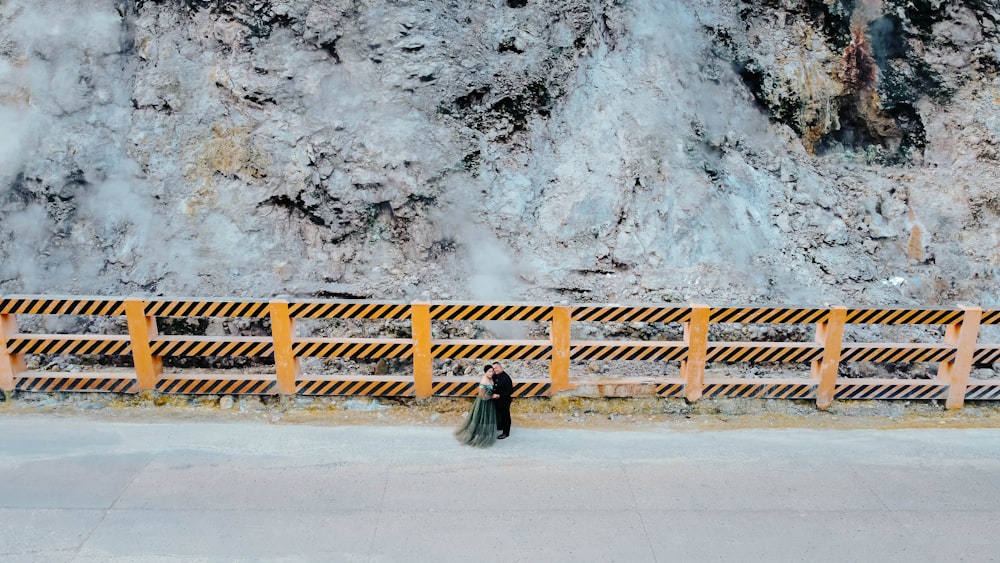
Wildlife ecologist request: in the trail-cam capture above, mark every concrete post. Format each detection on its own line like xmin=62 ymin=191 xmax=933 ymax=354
xmin=681 ymin=304 xmax=710 ymax=402
xmin=938 ymin=306 xmax=982 ymax=409
xmin=812 ymin=306 xmax=846 ymax=411
xmin=411 ymin=302 xmax=433 ymax=398
xmin=548 ymin=307 xmax=571 ymax=393
xmin=1 ymin=313 xmax=25 ymax=392
xmin=269 ymin=300 xmax=299 ymax=395
xmin=125 ymin=299 xmax=162 ymax=391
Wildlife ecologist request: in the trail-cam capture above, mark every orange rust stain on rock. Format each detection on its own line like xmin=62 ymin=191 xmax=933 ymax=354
xmin=907 ymin=224 xmax=924 ymax=261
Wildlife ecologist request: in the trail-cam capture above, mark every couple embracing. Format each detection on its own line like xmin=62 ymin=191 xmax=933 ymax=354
xmin=454 ymin=362 xmax=513 ymax=448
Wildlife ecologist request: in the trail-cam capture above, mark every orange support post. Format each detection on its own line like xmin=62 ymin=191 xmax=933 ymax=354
xmin=681 ymin=304 xmax=709 ymax=402
xmin=125 ymin=299 xmax=162 ymax=391
xmin=812 ymin=306 xmax=846 ymax=410
xmin=548 ymin=306 xmax=571 ymax=392
xmin=269 ymin=300 xmax=299 ymax=395
xmin=937 ymin=306 xmax=982 ymax=409
xmin=1 ymin=313 xmax=25 ymax=392
xmin=411 ymin=302 xmax=433 ymax=398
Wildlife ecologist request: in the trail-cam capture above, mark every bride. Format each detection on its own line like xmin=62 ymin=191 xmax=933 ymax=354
xmin=454 ymin=365 xmax=499 ymax=448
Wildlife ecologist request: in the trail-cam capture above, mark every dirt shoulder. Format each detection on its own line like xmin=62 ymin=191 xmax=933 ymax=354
xmin=4 ymin=391 xmax=1000 ymax=432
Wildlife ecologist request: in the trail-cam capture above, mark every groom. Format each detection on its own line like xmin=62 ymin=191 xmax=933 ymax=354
xmin=492 ymin=362 xmax=513 ymax=439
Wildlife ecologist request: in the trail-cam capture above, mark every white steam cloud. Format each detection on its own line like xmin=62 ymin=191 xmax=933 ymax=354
xmin=0 ymin=0 xmax=198 ymax=294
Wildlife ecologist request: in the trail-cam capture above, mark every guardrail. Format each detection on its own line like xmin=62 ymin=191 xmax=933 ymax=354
xmin=1 ymin=296 xmax=997 ymax=409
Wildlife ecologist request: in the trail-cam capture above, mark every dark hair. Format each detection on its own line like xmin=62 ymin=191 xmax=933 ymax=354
xmin=484 ymin=365 xmax=493 ymax=373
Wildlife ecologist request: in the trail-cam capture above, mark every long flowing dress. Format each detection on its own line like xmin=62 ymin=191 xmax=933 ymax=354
xmin=454 ymin=384 xmax=497 ymax=448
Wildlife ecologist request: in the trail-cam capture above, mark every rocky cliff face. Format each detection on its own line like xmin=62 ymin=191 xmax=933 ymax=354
xmin=1 ymin=0 xmax=998 ymax=309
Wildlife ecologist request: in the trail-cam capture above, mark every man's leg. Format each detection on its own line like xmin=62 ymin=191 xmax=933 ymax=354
xmin=499 ymin=398 xmax=512 ymax=436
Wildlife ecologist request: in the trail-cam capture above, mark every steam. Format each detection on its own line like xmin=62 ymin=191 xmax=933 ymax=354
xmin=526 ymin=0 xmax=781 ymax=299
xmin=0 ymin=0 xmax=171 ymax=293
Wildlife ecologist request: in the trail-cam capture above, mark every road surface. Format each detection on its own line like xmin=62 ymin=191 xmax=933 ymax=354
xmin=2 ymin=414 xmax=1000 ymax=562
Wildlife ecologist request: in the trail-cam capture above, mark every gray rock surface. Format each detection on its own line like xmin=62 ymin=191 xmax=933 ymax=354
xmin=0 ymin=0 xmax=997 ymax=312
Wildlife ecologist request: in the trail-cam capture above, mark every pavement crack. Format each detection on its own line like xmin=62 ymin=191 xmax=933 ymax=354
xmin=623 ymin=463 xmax=658 ymax=563
xmin=69 ymin=454 xmax=154 ymax=561
xmin=851 ymin=462 xmax=892 ymax=512
xmin=368 ymin=464 xmax=391 ymax=563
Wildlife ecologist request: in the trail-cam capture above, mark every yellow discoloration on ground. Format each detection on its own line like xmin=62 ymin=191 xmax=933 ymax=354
xmin=4 ymin=392 xmax=1000 ymax=432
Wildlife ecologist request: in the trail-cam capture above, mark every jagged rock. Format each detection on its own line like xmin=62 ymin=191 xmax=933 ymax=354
xmin=0 ymin=0 xmax=997 ymax=312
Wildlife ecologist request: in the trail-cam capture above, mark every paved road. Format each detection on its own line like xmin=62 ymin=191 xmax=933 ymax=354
xmin=2 ymin=415 xmax=1000 ymax=562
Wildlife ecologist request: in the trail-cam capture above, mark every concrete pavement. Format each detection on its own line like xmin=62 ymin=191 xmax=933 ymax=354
xmin=2 ymin=415 xmax=1000 ymax=562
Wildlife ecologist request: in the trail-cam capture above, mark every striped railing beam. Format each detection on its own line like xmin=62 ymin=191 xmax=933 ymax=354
xmin=297 ymin=376 xmax=414 ymax=396
xmin=571 ymin=304 xmax=690 ymax=324
xmin=0 ymin=296 xmax=126 ymax=316
xmin=570 ymin=341 xmax=687 ymax=362
xmin=974 ymin=346 xmax=1000 ymax=367
xmin=156 ymin=374 xmax=277 ymax=395
xmin=147 ymin=336 xmax=274 ymax=357
xmin=844 ymin=308 xmax=964 ymax=325
xmin=429 ymin=339 xmax=551 ymax=360
xmin=292 ymin=338 xmax=413 ymax=359
xmin=709 ymin=307 xmax=829 ymax=324
xmin=1 ymin=313 xmax=24 ymax=392
xmin=429 ymin=303 xmax=553 ymax=321
xmin=839 ymin=343 xmax=956 ymax=363
xmin=287 ymin=300 xmax=410 ymax=319
xmin=975 ymin=309 xmax=998 ymax=326
xmin=143 ymin=299 xmax=270 ymax=318
xmin=4 ymin=335 xmax=131 ymax=355
xmin=937 ymin=306 xmax=983 ymax=409
xmin=704 ymin=342 xmax=823 ymax=363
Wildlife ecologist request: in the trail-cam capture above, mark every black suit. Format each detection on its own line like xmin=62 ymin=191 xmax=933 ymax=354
xmin=493 ymin=371 xmax=513 ymax=435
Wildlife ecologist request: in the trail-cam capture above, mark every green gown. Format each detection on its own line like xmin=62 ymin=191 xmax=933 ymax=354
xmin=454 ymin=384 xmax=498 ymax=448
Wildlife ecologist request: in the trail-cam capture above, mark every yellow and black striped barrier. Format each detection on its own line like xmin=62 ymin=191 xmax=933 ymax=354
xmin=2 ymin=296 xmax=999 ymax=409
xmin=980 ymin=310 xmax=999 ymax=325
xmin=297 ymin=377 xmax=414 ymax=396
xmin=656 ymin=381 xmax=686 ymax=397
xmin=974 ymin=347 xmax=1000 ymax=367
xmin=7 ymin=336 xmax=131 ymax=356
xmin=148 ymin=337 xmax=274 ymax=357
xmin=834 ymin=381 xmax=949 ymax=401
xmin=288 ymin=301 xmax=410 ymax=319
xmin=656 ymin=381 xmax=818 ymax=399
xmin=156 ymin=376 xmax=277 ymax=395
xmin=709 ymin=307 xmax=828 ymax=324
xmin=144 ymin=300 xmax=270 ymax=318
xmin=965 ymin=383 xmax=1000 ymax=401
xmin=702 ymin=381 xmax=768 ymax=398
xmin=430 ymin=380 xmax=479 ymax=397
xmin=571 ymin=305 xmax=690 ymax=323
xmin=764 ymin=381 xmax=817 ymax=399
xmin=430 ymin=303 xmax=553 ymax=321
xmin=430 ymin=379 xmax=551 ymax=397
xmin=0 ymin=297 xmax=126 ymax=316
xmin=839 ymin=344 xmax=955 ymax=363
xmin=844 ymin=308 xmax=964 ymax=325
xmin=571 ymin=342 xmax=687 ymax=362
xmin=16 ymin=373 xmax=137 ymax=393
xmin=293 ymin=338 xmax=412 ymax=359
xmin=704 ymin=343 xmax=823 ymax=363
xmin=430 ymin=340 xmax=551 ymax=360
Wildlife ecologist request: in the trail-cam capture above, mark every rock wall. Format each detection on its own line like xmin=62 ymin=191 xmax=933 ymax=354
xmin=1 ymin=0 xmax=998 ymax=310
